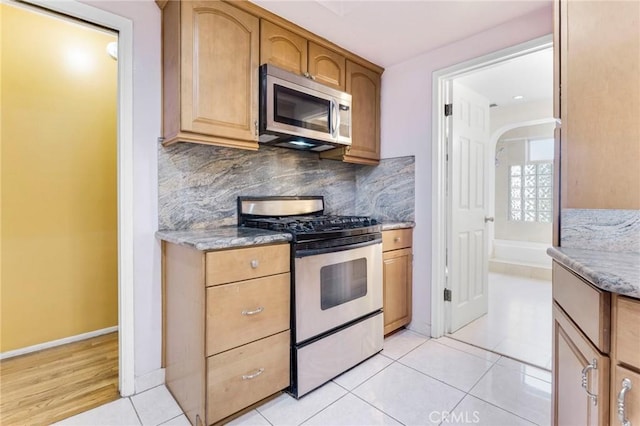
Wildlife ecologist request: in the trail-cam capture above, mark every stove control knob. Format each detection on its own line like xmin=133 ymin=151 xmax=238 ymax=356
xmin=250 ymin=259 xmax=259 ymax=269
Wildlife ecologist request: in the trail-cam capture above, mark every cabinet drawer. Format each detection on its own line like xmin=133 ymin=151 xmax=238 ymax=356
xmin=382 ymin=229 xmax=413 ymax=252
xmin=552 ymin=262 xmax=611 ymax=353
xmin=612 ymin=365 xmax=640 ymax=426
xmin=205 ymin=244 xmax=289 ymax=286
xmin=206 ymin=273 xmax=290 ymax=356
xmin=615 ymin=296 xmax=640 ymax=368
xmin=206 ymin=331 xmax=290 ymax=425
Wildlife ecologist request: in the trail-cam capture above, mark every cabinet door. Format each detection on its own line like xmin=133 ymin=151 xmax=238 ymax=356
xmin=553 ymin=303 xmax=609 ymax=426
xmin=260 ymin=20 xmax=307 ymax=75
xmin=308 ymin=42 xmax=346 ymax=91
xmin=559 ymin=0 xmax=640 ymax=209
xmin=346 ymin=60 xmax=381 ymax=163
xmin=181 ymin=1 xmax=259 ymax=142
xmin=611 ymin=365 xmax=640 ymax=426
xmin=383 ymin=248 xmax=412 ymax=335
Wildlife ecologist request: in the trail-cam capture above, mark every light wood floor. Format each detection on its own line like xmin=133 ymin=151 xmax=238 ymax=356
xmin=0 ymin=332 xmax=119 ymax=425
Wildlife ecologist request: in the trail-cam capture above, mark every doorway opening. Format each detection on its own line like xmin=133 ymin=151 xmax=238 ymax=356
xmin=431 ymin=35 xmax=554 ymax=369
xmin=0 ymin=0 xmax=134 ymax=421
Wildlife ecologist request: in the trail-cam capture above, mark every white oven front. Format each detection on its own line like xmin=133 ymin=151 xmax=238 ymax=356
xmin=293 ymin=241 xmax=383 ymax=344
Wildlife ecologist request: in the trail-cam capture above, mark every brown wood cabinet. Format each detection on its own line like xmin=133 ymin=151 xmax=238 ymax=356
xmin=307 ymin=42 xmax=346 ymax=91
xmin=159 ymin=1 xmax=384 ymax=157
xmin=163 ymin=241 xmax=290 ymax=425
xmin=320 ymin=60 xmax=382 ymax=165
xmin=382 ymin=229 xmax=413 ymax=335
xmin=552 ymin=261 xmax=640 ymax=426
xmin=553 ymin=303 xmax=609 ymax=426
xmin=260 ymin=21 xmax=346 ymax=91
xmin=161 ymin=0 xmax=260 ymax=149
xmin=259 ymin=19 xmax=381 ymax=165
xmin=556 ymin=0 xmax=640 ymax=209
xmin=259 ymin=20 xmax=308 ymax=76
xmin=611 ymin=295 xmax=640 ymax=426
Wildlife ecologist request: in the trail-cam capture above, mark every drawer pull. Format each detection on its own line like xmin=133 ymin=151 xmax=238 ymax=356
xmin=617 ymin=378 xmax=632 ymax=426
xmin=241 ymin=307 xmax=264 ymax=316
xmin=581 ymin=359 xmax=598 ymax=405
xmin=394 ymin=237 xmax=401 ymax=243
xmin=250 ymin=259 xmax=259 ymax=269
xmin=242 ymin=368 xmax=264 ymax=380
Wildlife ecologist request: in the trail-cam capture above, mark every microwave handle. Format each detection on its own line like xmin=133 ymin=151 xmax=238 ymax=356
xmin=330 ymin=99 xmax=338 ymax=140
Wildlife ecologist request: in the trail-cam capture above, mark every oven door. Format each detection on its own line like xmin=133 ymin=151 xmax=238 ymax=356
xmin=294 ymin=240 xmax=382 ymax=344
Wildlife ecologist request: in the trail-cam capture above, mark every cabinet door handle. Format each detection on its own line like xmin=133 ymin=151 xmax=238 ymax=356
xmin=254 ymin=120 xmax=258 ymax=137
xmin=394 ymin=237 xmax=401 ymax=243
xmin=250 ymin=259 xmax=259 ymax=269
xmin=241 ymin=307 xmax=264 ymax=316
xmin=242 ymin=368 xmax=264 ymax=380
xmin=617 ymin=378 xmax=632 ymax=426
xmin=581 ymin=359 xmax=598 ymax=406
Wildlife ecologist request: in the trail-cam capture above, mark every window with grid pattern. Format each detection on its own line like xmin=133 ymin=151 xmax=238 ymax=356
xmin=509 ymin=162 xmax=553 ymax=223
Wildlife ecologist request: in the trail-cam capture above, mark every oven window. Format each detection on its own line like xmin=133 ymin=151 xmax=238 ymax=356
xmin=320 ymin=258 xmax=367 ymax=310
xmin=274 ymin=85 xmax=330 ymax=133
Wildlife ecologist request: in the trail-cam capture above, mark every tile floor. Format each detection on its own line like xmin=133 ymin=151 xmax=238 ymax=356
xmin=448 ymin=272 xmax=552 ymax=369
xmin=55 ymin=330 xmax=551 ymax=426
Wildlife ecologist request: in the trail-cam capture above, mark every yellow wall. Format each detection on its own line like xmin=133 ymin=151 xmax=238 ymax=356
xmin=1 ymin=4 xmax=118 ymax=352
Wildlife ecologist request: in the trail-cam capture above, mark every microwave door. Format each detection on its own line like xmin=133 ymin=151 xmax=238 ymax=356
xmin=266 ymin=77 xmax=336 ymax=144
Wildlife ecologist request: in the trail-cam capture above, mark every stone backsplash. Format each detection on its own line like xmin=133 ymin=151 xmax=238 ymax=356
xmin=158 ymin=143 xmax=415 ymax=230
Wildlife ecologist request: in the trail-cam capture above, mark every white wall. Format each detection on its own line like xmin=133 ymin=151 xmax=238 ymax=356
xmin=380 ymin=6 xmax=553 ymax=336
xmin=79 ymin=0 xmax=162 ymax=381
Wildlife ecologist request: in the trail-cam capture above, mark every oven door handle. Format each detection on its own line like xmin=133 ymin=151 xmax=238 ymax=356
xmin=295 ymin=237 xmax=382 ymax=258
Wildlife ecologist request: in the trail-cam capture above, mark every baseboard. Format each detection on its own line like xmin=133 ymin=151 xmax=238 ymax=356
xmin=406 ymin=322 xmax=431 ymax=338
xmin=135 ymin=368 xmax=166 ymax=394
xmin=0 ymin=326 xmax=119 ymax=360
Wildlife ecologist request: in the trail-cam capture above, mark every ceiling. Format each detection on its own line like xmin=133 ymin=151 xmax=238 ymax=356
xmin=250 ymin=0 xmax=551 ymax=68
xmin=455 ymin=47 xmax=553 ymax=108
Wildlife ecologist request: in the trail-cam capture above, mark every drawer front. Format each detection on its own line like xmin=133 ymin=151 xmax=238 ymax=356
xmin=206 ymin=331 xmax=290 ymax=425
xmin=552 ymin=262 xmax=611 ymax=353
xmin=205 ymin=244 xmax=289 ymax=286
xmin=382 ymin=228 xmax=413 ymax=252
xmin=615 ymin=296 xmax=640 ymax=368
xmin=612 ymin=365 xmax=640 ymax=426
xmin=206 ymin=273 xmax=290 ymax=356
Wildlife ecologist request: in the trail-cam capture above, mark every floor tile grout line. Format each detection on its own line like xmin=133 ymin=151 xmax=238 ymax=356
xmin=430 ymin=337 xmax=503 ymax=364
xmin=127 ymin=396 xmax=144 ymax=425
xmin=464 ymin=362 xmax=547 ymax=425
xmin=294 ymin=391 xmax=352 ymax=425
xmin=157 ymin=413 xmax=185 ymax=426
xmin=394 ymin=354 xmax=491 ymax=395
xmin=346 ymin=386 xmax=407 ymax=426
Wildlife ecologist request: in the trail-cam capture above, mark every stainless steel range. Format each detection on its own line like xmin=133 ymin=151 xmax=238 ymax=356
xmin=238 ymin=196 xmax=383 ymax=398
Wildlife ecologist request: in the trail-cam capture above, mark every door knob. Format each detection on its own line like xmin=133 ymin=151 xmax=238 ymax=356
xmin=484 ymin=216 xmax=494 ymax=223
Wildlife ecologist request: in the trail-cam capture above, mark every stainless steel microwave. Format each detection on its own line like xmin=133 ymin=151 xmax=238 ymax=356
xmin=259 ymin=64 xmax=352 ymax=152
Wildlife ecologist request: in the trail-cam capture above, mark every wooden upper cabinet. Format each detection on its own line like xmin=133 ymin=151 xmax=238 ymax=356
xmin=346 ymin=60 xmax=381 ymax=162
xmin=320 ymin=60 xmax=381 ymax=165
xmin=558 ymin=0 xmax=640 ymax=209
xmin=308 ymin=42 xmax=346 ymax=91
xmin=260 ymin=19 xmax=308 ymax=75
xmin=162 ymin=0 xmax=259 ymax=149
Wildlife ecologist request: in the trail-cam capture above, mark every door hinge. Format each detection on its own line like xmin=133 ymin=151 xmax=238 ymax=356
xmin=444 ymin=103 xmax=453 ymax=117
xmin=444 ymin=288 xmax=452 ymax=302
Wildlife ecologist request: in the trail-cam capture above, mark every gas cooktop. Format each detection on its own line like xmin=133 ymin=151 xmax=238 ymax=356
xmin=243 ymin=215 xmax=378 ymax=234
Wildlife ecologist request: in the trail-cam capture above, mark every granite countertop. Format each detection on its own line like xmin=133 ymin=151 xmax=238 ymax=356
xmin=156 ymin=227 xmax=292 ymax=251
xmin=547 ymin=246 xmax=640 ymax=299
xmin=380 ymin=221 xmax=416 ymax=231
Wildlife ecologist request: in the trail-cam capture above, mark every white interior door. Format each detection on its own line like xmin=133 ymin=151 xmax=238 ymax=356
xmin=448 ymin=81 xmax=490 ymax=333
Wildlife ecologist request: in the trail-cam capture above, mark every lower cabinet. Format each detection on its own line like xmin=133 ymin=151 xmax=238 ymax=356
xmin=163 ymin=241 xmax=291 ymax=425
xmin=553 ymin=303 xmax=609 ymax=426
xmin=552 ymin=261 xmax=640 ymax=426
xmin=382 ymin=228 xmax=413 ymax=335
